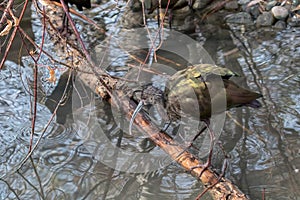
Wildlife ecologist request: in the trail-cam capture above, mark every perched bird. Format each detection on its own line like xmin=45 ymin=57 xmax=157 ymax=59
xmin=128 ymin=64 xmax=262 ymax=168
xmin=129 ymin=64 xmax=262 ymax=130
xmin=163 ymin=64 xmax=262 ymax=171
xmin=164 ymin=64 xmax=262 ymax=121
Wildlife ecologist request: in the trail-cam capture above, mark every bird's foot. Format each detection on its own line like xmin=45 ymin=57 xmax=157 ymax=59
xmin=189 ymin=159 xmax=211 ymax=179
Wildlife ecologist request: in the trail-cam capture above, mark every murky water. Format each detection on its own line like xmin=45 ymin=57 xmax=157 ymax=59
xmin=0 ymin=1 xmax=299 ymax=200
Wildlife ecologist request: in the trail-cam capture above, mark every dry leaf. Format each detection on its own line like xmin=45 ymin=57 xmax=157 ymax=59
xmin=0 ymin=20 xmax=13 ymax=37
xmin=46 ymin=66 xmax=57 ymax=84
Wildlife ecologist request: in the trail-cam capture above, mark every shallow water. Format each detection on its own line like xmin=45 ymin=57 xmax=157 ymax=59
xmin=0 ymin=1 xmax=300 ymax=200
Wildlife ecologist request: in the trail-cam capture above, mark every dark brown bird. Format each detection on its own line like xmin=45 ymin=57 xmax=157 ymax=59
xmin=164 ymin=64 xmax=262 ymax=121
xmin=163 ymin=64 xmax=262 ymax=171
xmin=128 ymin=64 xmax=262 ymax=169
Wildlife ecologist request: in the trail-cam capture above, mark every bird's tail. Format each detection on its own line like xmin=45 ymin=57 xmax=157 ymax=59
xmin=223 ymin=79 xmax=262 ymax=108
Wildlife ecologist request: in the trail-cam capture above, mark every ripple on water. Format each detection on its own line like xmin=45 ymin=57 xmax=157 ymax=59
xmin=42 ymin=147 xmax=71 ymax=166
xmin=140 ymin=166 xmax=201 ymax=200
xmin=0 ymin=62 xmax=33 ymax=177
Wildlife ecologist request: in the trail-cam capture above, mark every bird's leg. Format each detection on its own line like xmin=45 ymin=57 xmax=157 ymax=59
xmin=185 ymin=125 xmax=207 ymax=150
xmin=189 ymin=120 xmax=215 ymax=178
xmin=195 ymin=151 xmax=228 ymax=200
xmin=191 ymin=125 xmax=207 ymax=142
xmin=204 ymin=119 xmax=215 ymax=168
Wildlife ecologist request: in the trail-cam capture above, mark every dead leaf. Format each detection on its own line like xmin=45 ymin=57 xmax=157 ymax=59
xmin=46 ymin=66 xmax=57 ymax=84
xmin=0 ymin=20 xmax=13 ymax=37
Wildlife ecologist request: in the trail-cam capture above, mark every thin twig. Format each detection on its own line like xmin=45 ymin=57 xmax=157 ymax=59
xmin=17 ymin=69 xmax=74 ymax=169
xmin=0 ymin=0 xmax=30 ymax=69
xmin=0 ymin=177 xmax=21 ymax=200
xmin=28 ymin=6 xmax=46 ymax=152
xmin=0 ymin=0 xmax=13 ymax=25
xmin=59 ymin=0 xmax=117 ymax=103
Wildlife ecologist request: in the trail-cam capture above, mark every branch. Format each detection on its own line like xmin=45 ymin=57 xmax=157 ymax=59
xmin=0 ymin=0 xmax=30 ymax=69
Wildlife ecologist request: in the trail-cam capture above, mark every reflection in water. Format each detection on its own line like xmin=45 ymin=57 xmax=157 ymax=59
xmin=0 ymin=2 xmax=300 ymax=200
xmin=221 ymin=28 xmax=300 ymax=199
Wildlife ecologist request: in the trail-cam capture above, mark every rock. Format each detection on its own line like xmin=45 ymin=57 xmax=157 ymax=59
xmin=274 ymin=20 xmax=287 ymax=29
xmin=238 ymin=0 xmax=251 ymax=5
xmin=292 ymin=0 xmax=299 ymax=6
xmin=247 ymin=4 xmax=261 ymax=18
xmin=119 ymin=7 xmax=143 ymax=28
xmin=129 ymin=0 xmax=142 ymax=12
xmin=225 ymin=0 xmax=239 ymax=10
xmin=176 ymin=15 xmax=196 ymax=33
xmin=271 ymin=6 xmax=289 ymax=20
xmin=284 ymin=4 xmax=292 ymax=11
xmin=173 ymin=5 xmax=193 ymax=18
xmin=193 ymin=0 xmax=212 ymax=9
xmin=265 ymin=1 xmax=277 ymax=11
xmin=226 ymin=12 xmax=253 ymax=24
xmin=287 ymin=16 xmax=300 ymax=27
xmin=256 ymin=12 xmax=275 ymax=27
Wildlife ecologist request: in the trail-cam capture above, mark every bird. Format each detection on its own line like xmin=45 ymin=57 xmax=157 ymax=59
xmin=128 ymin=64 xmax=262 ymax=170
xmin=163 ymin=64 xmax=262 ymax=173
xmin=164 ymin=64 xmax=262 ymax=121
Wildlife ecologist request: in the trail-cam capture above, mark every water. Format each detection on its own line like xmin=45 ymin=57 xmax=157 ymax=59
xmin=0 ymin=1 xmax=300 ymax=199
